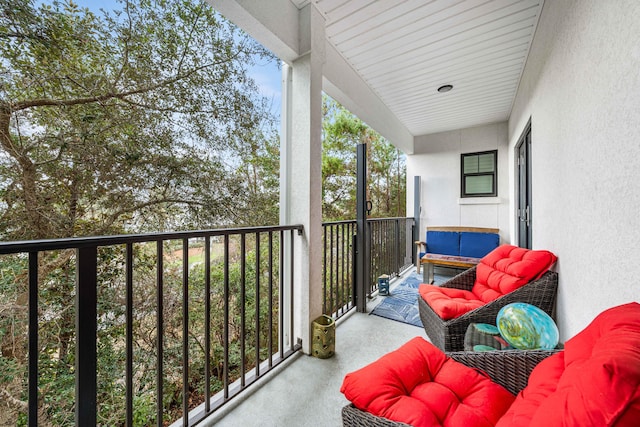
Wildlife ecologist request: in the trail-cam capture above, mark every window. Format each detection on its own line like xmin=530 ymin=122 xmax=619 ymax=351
xmin=461 ymin=150 xmax=497 ymax=197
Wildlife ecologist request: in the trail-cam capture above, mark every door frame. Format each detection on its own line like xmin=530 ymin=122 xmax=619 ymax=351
xmin=516 ymin=119 xmax=532 ymax=249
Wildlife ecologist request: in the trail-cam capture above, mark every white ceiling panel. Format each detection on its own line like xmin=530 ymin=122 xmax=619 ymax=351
xmin=291 ymin=0 xmax=543 ymax=137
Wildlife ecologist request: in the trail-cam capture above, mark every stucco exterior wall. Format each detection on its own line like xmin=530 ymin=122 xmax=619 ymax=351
xmin=407 ymin=122 xmax=510 ymax=243
xmin=508 ymin=0 xmax=640 ymax=340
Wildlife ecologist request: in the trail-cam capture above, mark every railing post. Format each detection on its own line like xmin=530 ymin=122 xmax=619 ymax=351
xmin=156 ymin=240 xmax=164 ymax=427
xmin=413 ymin=176 xmax=421 ymax=265
xmin=355 ymin=143 xmax=369 ymax=312
xmin=125 ymin=243 xmax=134 ymax=427
xmin=76 ymin=246 xmax=97 ymax=426
xmin=182 ymin=239 xmax=189 ymax=426
xmin=28 ymin=252 xmax=38 ymax=427
xmin=411 ymin=223 xmax=416 ymax=265
xmin=395 ymin=219 xmax=401 ymax=275
xmin=351 ymin=233 xmax=357 ymax=309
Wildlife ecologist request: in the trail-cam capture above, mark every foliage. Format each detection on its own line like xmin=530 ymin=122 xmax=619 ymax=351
xmin=0 ymin=0 xmax=280 ymax=240
xmin=0 ymin=0 xmax=407 ymax=424
xmin=0 ymin=0 xmax=282 ymax=424
xmin=322 ymin=95 xmax=406 ymax=221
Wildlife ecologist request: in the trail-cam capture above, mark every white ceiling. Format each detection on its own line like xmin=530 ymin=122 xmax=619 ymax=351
xmin=291 ymin=0 xmax=543 ymax=137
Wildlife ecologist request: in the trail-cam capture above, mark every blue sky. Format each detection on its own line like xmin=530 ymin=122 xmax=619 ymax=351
xmin=42 ymin=0 xmax=283 ymax=116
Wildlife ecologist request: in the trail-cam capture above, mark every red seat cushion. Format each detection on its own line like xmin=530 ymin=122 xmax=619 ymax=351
xmin=419 ymin=285 xmax=485 ymax=320
xmin=341 ymin=337 xmax=515 ymax=427
xmin=419 ymin=245 xmax=557 ymax=320
xmin=497 ymin=302 xmax=640 ymax=427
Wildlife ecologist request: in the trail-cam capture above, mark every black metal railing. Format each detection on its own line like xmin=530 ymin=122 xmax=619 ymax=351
xmin=367 ymin=218 xmax=414 ymax=292
xmin=321 ymin=220 xmax=357 ymax=320
xmin=321 ymin=217 xmax=414 ymax=319
xmin=368 ymin=217 xmax=414 ymax=295
xmin=0 ymin=225 xmax=302 ymax=427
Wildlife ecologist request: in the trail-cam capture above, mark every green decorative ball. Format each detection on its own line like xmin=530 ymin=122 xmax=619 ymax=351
xmin=497 ymin=303 xmax=559 ymax=350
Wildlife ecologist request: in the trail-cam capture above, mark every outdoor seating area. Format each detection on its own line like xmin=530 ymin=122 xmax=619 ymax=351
xmin=415 ymin=226 xmax=500 ymax=283
xmin=341 ymin=302 xmax=640 ymax=427
xmin=2 ymin=0 xmax=638 ymax=425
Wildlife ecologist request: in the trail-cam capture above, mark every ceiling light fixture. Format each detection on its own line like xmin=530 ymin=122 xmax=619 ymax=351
xmin=437 ymin=84 xmax=453 ymax=93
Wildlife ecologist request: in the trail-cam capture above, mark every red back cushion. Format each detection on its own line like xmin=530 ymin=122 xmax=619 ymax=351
xmin=497 ymin=302 xmax=640 ymax=427
xmin=472 ymin=245 xmax=557 ymax=302
xmin=341 ymin=337 xmax=515 ymax=427
xmin=496 ymin=351 xmax=565 ymax=426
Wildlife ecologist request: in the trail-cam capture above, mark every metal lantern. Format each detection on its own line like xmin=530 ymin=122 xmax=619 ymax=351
xmin=378 ymin=274 xmax=390 ymax=296
xmin=312 ymin=315 xmax=335 ymax=359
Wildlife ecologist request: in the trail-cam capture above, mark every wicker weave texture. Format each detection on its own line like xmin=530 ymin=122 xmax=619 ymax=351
xmin=342 ymin=405 xmax=412 ymax=427
xmin=449 ymin=349 xmax=560 ymax=395
xmin=418 ymin=270 xmax=559 ymax=352
xmin=341 ymin=349 xmax=560 ymax=426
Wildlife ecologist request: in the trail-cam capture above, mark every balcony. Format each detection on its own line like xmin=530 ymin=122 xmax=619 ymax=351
xmin=3 ymin=0 xmax=639 ymax=425
xmin=209 ymin=290 xmax=422 ymax=427
xmin=0 ymin=217 xmax=415 ymax=426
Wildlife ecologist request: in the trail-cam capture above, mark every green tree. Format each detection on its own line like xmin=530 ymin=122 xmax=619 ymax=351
xmin=321 ymin=95 xmax=406 ymax=221
xmin=368 ymin=136 xmax=406 ymax=218
xmin=0 ymin=0 xmax=279 ymax=241
xmin=0 ymin=0 xmax=281 ymax=424
xmin=321 ymin=96 xmax=359 ymax=221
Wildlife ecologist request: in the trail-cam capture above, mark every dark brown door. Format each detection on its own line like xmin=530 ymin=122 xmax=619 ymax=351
xmin=516 ymin=122 xmax=532 ymax=249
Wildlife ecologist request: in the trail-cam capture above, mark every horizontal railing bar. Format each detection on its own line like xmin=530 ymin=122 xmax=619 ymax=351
xmin=206 ymin=345 xmax=301 ymax=414
xmin=322 ymin=217 xmax=411 ymax=227
xmin=0 ymin=224 xmax=304 ymax=254
xmin=365 ymin=217 xmax=413 ymax=223
xmin=322 ymin=219 xmax=357 ymax=226
xmin=173 ymin=344 xmax=302 ymax=427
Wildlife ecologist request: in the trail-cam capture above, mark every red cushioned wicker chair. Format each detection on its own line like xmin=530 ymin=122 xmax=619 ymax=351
xmin=343 ymin=302 xmax=640 ymax=427
xmin=418 ymin=245 xmax=558 ymax=352
xmin=341 ymin=348 xmax=559 ymax=427
xmin=418 ymin=267 xmax=558 ymax=352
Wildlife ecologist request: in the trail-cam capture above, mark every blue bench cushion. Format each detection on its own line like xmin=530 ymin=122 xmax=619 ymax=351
xmin=459 ymin=232 xmax=500 ymax=258
xmin=426 ymin=231 xmax=460 ymax=256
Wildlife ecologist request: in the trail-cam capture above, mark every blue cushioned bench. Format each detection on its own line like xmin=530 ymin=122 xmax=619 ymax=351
xmin=415 ymin=226 xmax=500 ymax=283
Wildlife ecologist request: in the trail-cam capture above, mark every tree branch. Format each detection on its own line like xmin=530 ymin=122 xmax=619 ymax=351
xmin=98 ymin=197 xmax=205 ymax=234
xmin=0 ymin=31 xmax=46 ymax=42
xmin=0 ymin=387 xmax=28 ymax=411
xmin=176 ymin=4 xmax=204 ymax=76
xmin=10 ymin=58 xmax=234 ymax=112
xmin=113 ymin=0 xmax=133 ymax=85
xmin=117 ymin=96 xmax=222 ymax=115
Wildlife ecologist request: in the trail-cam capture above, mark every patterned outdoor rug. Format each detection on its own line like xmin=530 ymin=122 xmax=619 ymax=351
xmin=370 ymin=270 xmax=453 ymax=327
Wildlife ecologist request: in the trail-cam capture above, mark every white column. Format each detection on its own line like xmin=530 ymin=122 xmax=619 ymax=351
xmin=279 ymin=62 xmax=294 ymax=353
xmin=280 ymin=4 xmax=325 ymax=355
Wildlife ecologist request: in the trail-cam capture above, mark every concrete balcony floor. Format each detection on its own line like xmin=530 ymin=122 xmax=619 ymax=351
xmin=206 ymin=268 xmax=429 ymax=427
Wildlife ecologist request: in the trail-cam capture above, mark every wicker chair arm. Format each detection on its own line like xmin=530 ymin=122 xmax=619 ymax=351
xmin=342 ymin=404 xmax=411 ymax=427
xmin=439 ymin=266 xmax=477 ymax=291
xmin=454 ymin=270 xmax=559 ymax=326
xmin=449 ymin=349 xmax=562 ymax=395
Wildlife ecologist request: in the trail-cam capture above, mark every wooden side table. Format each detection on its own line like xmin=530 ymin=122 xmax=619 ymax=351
xmin=421 ymin=253 xmax=481 ymax=283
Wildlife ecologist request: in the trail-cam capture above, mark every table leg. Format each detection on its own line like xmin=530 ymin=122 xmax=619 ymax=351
xmin=423 ymin=263 xmax=434 ymax=283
